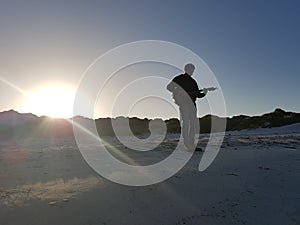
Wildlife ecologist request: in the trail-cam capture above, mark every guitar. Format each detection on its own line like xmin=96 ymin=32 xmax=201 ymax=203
xmin=172 ymin=87 xmax=217 ymax=105
xmin=188 ymin=86 xmax=218 ymax=96
xmin=199 ymin=87 xmax=217 ymax=92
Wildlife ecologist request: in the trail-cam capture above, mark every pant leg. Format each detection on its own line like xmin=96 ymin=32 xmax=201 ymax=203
xmin=187 ymin=104 xmax=198 ymax=147
xmin=180 ymin=103 xmax=198 ymax=148
xmin=179 ymin=105 xmax=190 ymax=147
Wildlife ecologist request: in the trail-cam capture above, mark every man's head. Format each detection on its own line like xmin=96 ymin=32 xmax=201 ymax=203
xmin=184 ymin=63 xmax=195 ymax=76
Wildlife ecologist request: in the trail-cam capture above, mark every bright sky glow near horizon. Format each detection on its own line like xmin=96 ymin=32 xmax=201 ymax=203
xmin=0 ymin=0 xmax=299 ymax=119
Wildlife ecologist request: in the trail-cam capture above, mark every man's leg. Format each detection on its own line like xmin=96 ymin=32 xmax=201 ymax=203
xmin=179 ymin=105 xmax=190 ymax=148
xmin=187 ymin=104 xmax=198 ymax=148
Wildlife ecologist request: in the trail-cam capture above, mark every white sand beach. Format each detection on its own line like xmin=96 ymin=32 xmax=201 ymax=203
xmin=0 ymin=124 xmax=299 ymax=225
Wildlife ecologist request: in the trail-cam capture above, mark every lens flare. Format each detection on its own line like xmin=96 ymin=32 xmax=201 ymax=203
xmin=22 ymin=84 xmax=76 ymax=118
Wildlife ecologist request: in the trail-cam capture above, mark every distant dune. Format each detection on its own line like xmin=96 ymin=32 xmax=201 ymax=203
xmin=0 ymin=108 xmax=300 ymax=139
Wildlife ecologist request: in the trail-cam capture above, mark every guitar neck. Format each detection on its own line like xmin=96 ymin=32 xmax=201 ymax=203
xmin=199 ymin=87 xmax=216 ymax=92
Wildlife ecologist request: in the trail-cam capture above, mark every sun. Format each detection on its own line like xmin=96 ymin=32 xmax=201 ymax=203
xmin=22 ymin=84 xmax=76 ymax=118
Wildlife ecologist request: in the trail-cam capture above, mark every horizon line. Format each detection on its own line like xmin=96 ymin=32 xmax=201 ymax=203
xmin=0 ymin=108 xmax=297 ymax=121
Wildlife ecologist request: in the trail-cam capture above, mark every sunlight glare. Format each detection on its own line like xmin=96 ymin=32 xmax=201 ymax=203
xmin=22 ymin=84 xmax=76 ymax=118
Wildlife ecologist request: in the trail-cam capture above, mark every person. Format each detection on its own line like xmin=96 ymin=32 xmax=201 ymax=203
xmin=167 ymin=63 xmax=208 ymax=151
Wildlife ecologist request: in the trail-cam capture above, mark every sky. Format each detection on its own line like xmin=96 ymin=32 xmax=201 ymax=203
xmin=0 ymin=0 xmax=299 ymax=119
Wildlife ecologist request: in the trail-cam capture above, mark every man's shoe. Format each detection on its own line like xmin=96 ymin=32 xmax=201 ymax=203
xmin=195 ymin=147 xmax=203 ymax=152
xmin=184 ymin=145 xmax=203 ymax=152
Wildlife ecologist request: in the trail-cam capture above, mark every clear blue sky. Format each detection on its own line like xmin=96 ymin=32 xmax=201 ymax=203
xmin=0 ymin=0 xmax=299 ymax=118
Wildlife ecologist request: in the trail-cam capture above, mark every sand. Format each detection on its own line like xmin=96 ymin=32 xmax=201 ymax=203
xmin=0 ymin=125 xmax=300 ymax=225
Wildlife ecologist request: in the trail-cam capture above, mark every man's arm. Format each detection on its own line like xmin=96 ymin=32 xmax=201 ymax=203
xmin=190 ymin=80 xmax=207 ymax=98
xmin=187 ymin=90 xmax=206 ymax=98
xmin=196 ymin=90 xmax=207 ymax=98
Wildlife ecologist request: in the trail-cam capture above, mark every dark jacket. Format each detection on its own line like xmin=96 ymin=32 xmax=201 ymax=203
xmin=167 ymin=73 xmax=205 ymax=103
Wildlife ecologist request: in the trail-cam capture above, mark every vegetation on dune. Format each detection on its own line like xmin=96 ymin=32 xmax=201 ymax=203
xmin=0 ymin=108 xmax=299 ymax=139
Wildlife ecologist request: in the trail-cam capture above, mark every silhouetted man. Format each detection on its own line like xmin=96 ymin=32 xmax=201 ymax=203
xmin=167 ymin=63 xmax=213 ymax=151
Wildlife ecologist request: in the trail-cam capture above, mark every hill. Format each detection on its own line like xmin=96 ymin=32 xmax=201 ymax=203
xmin=226 ymin=108 xmax=300 ymax=131
xmin=0 ymin=108 xmax=299 ymax=139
